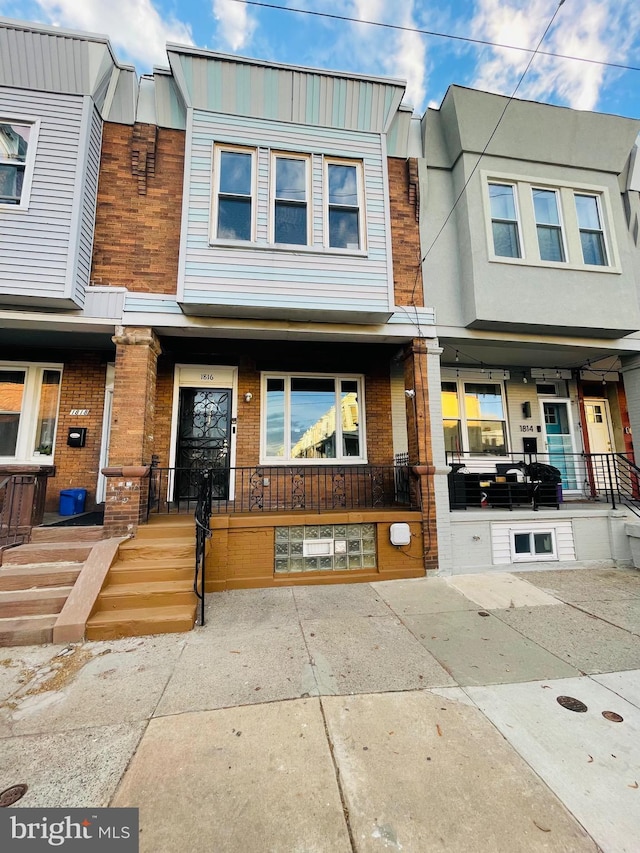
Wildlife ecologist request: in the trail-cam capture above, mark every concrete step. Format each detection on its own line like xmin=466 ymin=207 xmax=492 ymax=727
xmin=30 ymin=526 xmax=104 ymax=544
xmin=2 ymin=542 xmax=93 ymax=566
xmin=0 ymin=586 xmax=73 ymax=618
xmin=108 ymin=560 xmax=194 ymax=585
xmin=85 ymin=604 xmax=197 ymax=641
xmin=0 ymin=563 xmax=83 ymax=591
xmin=116 ymin=539 xmax=194 ymax=563
xmin=95 ymin=580 xmax=196 ymax=611
xmin=0 ymin=614 xmax=57 ymax=647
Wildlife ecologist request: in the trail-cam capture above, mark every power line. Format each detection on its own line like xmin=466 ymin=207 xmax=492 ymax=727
xmin=229 ymin=0 xmax=640 ymax=76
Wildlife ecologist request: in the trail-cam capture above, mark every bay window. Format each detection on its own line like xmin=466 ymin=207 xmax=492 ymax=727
xmin=263 ymin=374 xmax=365 ymax=462
xmin=0 ymin=364 xmax=62 ymax=462
xmin=442 ymin=377 xmax=508 ymax=455
xmin=0 ymin=119 xmax=36 ymax=207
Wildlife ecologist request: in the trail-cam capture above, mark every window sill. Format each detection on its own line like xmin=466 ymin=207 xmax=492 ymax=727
xmin=488 ymin=255 xmax=620 ymax=274
xmin=208 ymin=239 xmax=368 ymax=258
xmin=259 ymin=459 xmax=369 ymax=466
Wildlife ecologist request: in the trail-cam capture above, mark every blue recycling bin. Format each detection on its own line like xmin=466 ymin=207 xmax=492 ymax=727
xmin=59 ymin=488 xmax=87 ymax=516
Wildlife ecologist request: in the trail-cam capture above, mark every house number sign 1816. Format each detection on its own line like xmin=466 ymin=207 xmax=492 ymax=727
xmin=201 ymin=374 xmax=215 ymax=380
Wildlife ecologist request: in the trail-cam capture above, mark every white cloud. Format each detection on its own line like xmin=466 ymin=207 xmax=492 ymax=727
xmin=212 ymin=0 xmax=256 ymax=52
xmin=32 ymin=0 xmax=193 ymax=70
xmin=470 ymin=0 xmax=640 ymax=111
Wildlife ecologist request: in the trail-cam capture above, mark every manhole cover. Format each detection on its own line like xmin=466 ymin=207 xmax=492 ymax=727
xmin=557 ymin=696 xmax=588 ymax=713
xmin=602 ymin=711 xmax=624 ymax=723
xmin=0 ymin=784 xmax=28 ymax=807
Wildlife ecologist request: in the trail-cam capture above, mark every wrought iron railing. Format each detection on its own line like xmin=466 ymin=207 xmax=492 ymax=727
xmin=148 ymin=463 xmax=419 ymax=516
xmin=445 ymin=450 xmax=640 ymax=516
xmin=194 ymin=470 xmax=213 ymax=627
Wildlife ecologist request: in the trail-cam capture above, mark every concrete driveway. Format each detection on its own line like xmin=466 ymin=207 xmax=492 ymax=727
xmin=1 ymin=566 xmax=639 ymax=852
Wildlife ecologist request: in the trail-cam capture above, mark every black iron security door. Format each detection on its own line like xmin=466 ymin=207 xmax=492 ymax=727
xmin=176 ymin=387 xmax=231 ymax=500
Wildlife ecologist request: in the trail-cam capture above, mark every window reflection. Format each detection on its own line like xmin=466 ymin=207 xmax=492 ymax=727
xmin=34 ymin=370 xmax=60 ymax=456
xmin=0 ymin=370 xmax=25 ymax=455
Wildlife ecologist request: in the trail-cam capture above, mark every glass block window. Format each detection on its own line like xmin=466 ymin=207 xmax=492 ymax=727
xmin=274 ymin=522 xmax=376 ymax=573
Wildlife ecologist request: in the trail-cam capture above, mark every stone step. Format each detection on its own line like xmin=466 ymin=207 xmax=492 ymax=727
xmin=0 ymin=563 xmax=83 ymax=591
xmin=116 ymin=539 xmax=194 ymax=562
xmin=0 ymin=614 xmax=57 ymax=647
xmin=85 ymin=604 xmax=197 ymax=641
xmin=95 ymin=580 xmax=196 ymax=611
xmin=30 ymin=526 xmax=104 ymax=544
xmin=135 ymin=518 xmax=194 ymax=540
xmin=0 ymin=586 xmax=73 ymax=618
xmin=108 ymin=561 xmax=194 ymax=585
xmin=2 ymin=541 xmax=93 ymax=566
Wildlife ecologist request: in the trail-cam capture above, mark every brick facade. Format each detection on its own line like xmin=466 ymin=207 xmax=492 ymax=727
xmin=91 ymin=123 xmax=184 ymax=295
xmin=388 ymin=157 xmax=424 ymax=308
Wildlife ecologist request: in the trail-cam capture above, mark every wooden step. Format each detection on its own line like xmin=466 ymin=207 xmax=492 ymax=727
xmin=0 ymin=586 xmax=73 ymax=618
xmin=116 ymin=539 xmax=194 ymax=562
xmin=0 ymin=563 xmax=83 ymax=591
xmin=135 ymin=518 xmax=194 ymax=540
xmin=107 ymin=560 xmax=193 ymax=585
xmin=95 ymin=580 xmax=196 ymax=611
xmin=85 ymin=604 xmax=197 ymax=641
xmin=30 ymin=526 xmax=104 ymax=544
xmin=2 ymin=542 xmax=93 ymax=566
xmin=0 ymin=614 xmax=57 ymax=647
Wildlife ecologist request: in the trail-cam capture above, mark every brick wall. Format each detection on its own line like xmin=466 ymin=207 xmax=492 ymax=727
xmin=388 ymin=157 xmax=423 ymax=308
xmin=91 ymin=123 xmax=184 ymax=295
xmin=46 ymin=354 xmax=107 ymax=511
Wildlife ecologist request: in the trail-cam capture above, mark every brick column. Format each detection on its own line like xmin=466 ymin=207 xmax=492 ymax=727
xmin=403 ymin=338 xmax=438 ymax=572
xmin=103 ymin=327 xmax=161 ymax=536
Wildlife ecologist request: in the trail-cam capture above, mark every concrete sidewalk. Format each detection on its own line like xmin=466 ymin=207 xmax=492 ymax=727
xmin=1 ymin=566 xmax=639 ymax=851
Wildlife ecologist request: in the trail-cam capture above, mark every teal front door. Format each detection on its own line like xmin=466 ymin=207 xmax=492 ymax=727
xmin=540 ymin=400 xmax=578 ymax=490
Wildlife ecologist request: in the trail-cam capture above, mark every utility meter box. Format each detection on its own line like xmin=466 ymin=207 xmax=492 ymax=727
xmin=390 ymin=522 xmax=411 ymax=546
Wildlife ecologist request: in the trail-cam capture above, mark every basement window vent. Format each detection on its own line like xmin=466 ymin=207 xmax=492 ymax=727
xmin=303 ymin=539 xmax=334 ymax=557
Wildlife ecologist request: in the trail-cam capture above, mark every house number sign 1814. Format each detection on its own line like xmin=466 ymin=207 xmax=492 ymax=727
xmin=519 ymin=424 xmax=535 ymax=432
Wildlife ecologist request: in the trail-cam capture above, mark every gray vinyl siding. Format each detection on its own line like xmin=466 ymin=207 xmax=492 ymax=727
xmin=179 ymin=110 xmax=394 ymax=320
xmin=0 ymin=88 xmax=101 ymax=307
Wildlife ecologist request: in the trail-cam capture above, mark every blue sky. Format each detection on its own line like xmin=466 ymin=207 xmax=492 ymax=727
xmin=1 ymin=0 xmax=639 ymax=118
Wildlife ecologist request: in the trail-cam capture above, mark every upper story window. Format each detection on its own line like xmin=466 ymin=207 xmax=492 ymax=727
xmin=214 ymin=146 xmax=254 ymax=241
xmin=484 ymin=172 xmax=616 ymax=271
xmin=488 ymin=183 xmax=521 ymax=258
xmin=575 ymin=193 xmax=607 ymax=266
xmin=326 ymin=160 xmax=363 ymax=250
xmin=533 ymin=188 xmax=565 ymax=262
xmin=0 ymin=120 xmax=34 ymax=208
xmin=262 ymin=373 xmax=365 ymax=463
xmin=0 ymin=364 xmax=62 ymax=462
xmin=273 ymin=154 xmax=309 ymax=246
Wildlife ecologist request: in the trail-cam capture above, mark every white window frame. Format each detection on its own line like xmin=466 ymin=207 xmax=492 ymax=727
xmin=0 ymin=116 xmax=40 ymax=211
xmin=210 ymin=144 xmax=256 ymax=244
xmin=441 ymin=371 xmax=510 ymax=457
xmin=510 ymin=528 xmax=558 ymax=562
xmin=574 ymin=192 xmax=609 ymax=266
xmin=532 ymin=186 xmax=567 ymax=263
xmin=324 ymin=158 xmax=366 ymax=252
xmin=482 ymin=170 xmax=620 ymax=272
xmin=488 ymin=182 xmax=523 ymax=259
xmin=260 ymin=372 xmax=367 ymax=464
xmin=270 ymin=151 xmax=311 ymax=247
xmin=0 ymin=362 xmax=63 ymax=464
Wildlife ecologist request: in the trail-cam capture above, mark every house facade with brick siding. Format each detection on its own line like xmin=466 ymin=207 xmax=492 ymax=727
xmin=0 ymin=20 xmax=440 ymax=588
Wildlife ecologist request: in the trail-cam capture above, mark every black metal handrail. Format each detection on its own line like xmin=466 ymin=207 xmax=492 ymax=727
xmin=194 ymin=470 xmax=213 ymax=627
xmin=445 ymin=450 xmax=640 ymax=516
xmin=148 ymin=463 xmax=419 ymax=515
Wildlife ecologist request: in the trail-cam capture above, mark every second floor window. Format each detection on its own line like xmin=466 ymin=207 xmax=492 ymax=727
xmin=533 ymin=188 xmax=565 ymax=262
xmin=273 ymin=155 xmax=308 ymax=245
xmin=575 ymin=193 xmax=607 ymax=266
xmin=488 ymin=183 xmax=520 ymax=258
xmin=327 ymin=161 xmax=362 ymax=250
xmin=215 ymin=147 xmax=254 ymax=241
xmin=0 ymin=120 xmax=32 ymax=206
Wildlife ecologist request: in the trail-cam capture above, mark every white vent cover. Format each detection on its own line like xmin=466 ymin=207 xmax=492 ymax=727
xmin=303 ymin=539 xmax=334 ymax=557
xmin=390 ymin=523 xmax=411 ymax=546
